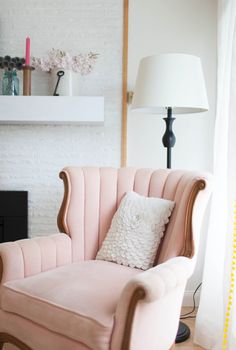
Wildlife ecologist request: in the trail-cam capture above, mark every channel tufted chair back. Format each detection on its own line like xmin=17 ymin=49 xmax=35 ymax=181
xmin=57 ymin=167 xmax=210 ymax=264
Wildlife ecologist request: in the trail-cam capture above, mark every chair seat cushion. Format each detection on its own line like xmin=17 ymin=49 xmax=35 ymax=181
xmin=1 ymin=260 xmax=141 ymax=350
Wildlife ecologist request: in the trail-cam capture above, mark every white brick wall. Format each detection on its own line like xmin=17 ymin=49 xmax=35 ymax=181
xmin=0 ymin=0 xmax=123 ymax=237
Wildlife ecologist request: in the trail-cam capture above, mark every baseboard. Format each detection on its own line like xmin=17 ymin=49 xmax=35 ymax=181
xmin=182 ymin=290 xmax=200 ymax=307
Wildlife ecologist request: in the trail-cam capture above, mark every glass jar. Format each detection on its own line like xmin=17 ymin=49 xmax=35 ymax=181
xmin=2 ymin=70 xmax=19 ymax=95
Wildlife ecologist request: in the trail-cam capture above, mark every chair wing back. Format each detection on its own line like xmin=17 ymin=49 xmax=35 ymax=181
xmin=57 ymin=167 xmax=211 ymax=263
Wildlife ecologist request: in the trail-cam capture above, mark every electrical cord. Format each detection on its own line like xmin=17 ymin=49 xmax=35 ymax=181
xmin=180 ymin=282 xmax=202 ymax=319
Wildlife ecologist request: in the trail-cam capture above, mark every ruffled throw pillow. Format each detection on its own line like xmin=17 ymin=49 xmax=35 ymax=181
xmin=96 ymin=191 xmax=175 ymax=270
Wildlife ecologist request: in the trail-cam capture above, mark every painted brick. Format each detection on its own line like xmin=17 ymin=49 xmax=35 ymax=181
xmin=0 ymin=0 xmax=123 ymax=237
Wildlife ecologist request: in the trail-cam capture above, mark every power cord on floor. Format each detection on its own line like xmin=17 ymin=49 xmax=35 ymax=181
xmin=180 ymin=282 xmax=202 ymax=320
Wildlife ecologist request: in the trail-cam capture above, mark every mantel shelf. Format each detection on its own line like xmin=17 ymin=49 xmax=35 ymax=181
xmin=0 ymin=96 xmax=104 ymax=124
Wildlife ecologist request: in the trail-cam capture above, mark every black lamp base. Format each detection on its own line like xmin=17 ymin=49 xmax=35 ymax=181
xmin=175 ymin=321 xmax=191 ymax=343
xmin=162 ymin=107 xmax=176 ymax=169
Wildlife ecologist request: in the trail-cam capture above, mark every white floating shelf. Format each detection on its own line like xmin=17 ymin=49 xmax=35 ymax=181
xmin=0 ymin=96 xmax=104 ymax=124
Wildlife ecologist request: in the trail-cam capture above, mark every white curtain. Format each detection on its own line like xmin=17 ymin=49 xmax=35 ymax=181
xmin=195 ymin=0 xmax=236 ymax=349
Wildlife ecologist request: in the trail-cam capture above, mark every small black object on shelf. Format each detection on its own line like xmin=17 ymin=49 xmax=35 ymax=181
xmin=53 ymin=70 xmax=65 ymax=96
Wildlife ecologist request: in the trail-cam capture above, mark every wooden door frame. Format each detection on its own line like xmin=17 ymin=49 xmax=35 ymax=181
xmin=121 ymin=0 xmax=129 ymax=166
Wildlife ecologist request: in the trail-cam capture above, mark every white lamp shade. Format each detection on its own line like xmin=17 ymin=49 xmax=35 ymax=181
xmin=132 ymin=53 xmax=209 ymax=114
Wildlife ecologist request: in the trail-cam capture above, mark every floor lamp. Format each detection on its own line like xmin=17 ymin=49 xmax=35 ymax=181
xmin=131 ymin=53 xmax=209 ymax=342
xmin=132 ymin=53 xmax=209 ymax=169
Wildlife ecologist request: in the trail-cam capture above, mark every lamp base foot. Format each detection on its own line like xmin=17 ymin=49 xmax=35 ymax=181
xmin=175 ymin=321 xmax=191 ymax=343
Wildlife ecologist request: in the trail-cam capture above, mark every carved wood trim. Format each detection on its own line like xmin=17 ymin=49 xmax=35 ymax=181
xmin=0 ymin=333 xmax=32 ymax=350
xmin=121 ymin=0 xmax=129 ymax=167
xmin=181 ymin=179 xmax=206 ymax=258
xmin=57 ymin=170 xmax=70 ymax=235
xmin=121 ymin=287 xmax=145 ymax=350
xmin=0 ymin=256 xmax=3 ymax=284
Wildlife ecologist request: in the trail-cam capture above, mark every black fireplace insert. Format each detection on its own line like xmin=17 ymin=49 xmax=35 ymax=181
xmin=0 ymin=191 xmax=28 ymax=243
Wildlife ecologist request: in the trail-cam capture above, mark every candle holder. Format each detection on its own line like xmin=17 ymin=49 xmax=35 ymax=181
xmin=22 ymin=65 xmax=35 ymax=96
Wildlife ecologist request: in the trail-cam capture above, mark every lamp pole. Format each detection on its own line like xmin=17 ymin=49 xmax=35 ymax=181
xmin=162 ymin=107 xmax=176 ymax=169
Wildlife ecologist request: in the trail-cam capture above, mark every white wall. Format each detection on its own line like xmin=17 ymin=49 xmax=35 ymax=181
xmin=127 ymin=0 xmax=217 ymax=304
xmin=0 ymin=0 xmax=123 ymax=237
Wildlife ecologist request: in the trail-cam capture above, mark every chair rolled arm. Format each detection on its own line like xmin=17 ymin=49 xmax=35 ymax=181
xmin=112 ymin=257 xmax=193 ymax=350
xmin=123 ymin=256 xmax=194 ymax=303
xmin=0 ymin=234 xmax=72 ymax=284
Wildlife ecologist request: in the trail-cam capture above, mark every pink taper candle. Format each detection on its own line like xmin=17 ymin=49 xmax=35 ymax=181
xmin=25 ymin=37 xmax=30 ymax=65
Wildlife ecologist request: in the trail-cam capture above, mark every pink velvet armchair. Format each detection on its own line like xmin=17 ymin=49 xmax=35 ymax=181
xmin=0 ymin=167 xmax=212 ymax=350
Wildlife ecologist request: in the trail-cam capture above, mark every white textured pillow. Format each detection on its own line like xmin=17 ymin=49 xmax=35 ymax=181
xmin=96 ymin=191 xmax=175 ymax=270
